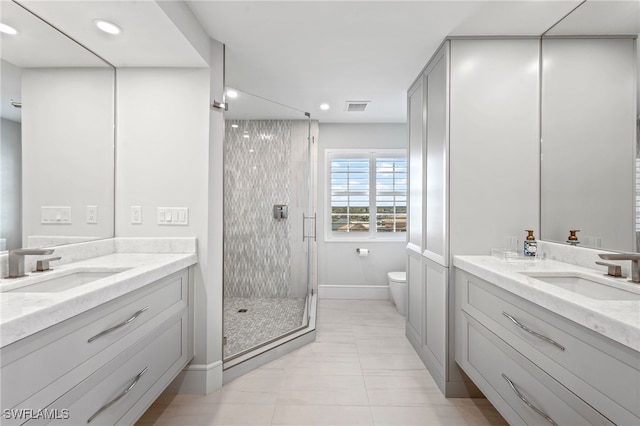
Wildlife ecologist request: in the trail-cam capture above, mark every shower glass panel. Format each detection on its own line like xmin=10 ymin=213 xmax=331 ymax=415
xmin=223 ymin=88 xmax=312 ymax=361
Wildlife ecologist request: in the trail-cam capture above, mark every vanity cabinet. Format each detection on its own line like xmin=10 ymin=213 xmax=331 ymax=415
xmin=405 ymin=37 xmax=539 ymax=396
xmin=455 ymin=268 xmax=640 ymax=425
xmin=0 ymin=267 xmax=194 ymax=425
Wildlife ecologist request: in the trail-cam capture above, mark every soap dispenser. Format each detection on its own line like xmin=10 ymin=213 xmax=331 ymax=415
xmin=524 ymin=230 xmax=537 ymax=257
xmin=567 ymin=229 xmax=580 ymax=246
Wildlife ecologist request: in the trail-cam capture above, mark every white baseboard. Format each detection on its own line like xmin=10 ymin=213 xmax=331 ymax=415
xmin=318 ymin=284 xmax=389 ymax=300
xmin=165 ymin=360 xmax=223 ymax=394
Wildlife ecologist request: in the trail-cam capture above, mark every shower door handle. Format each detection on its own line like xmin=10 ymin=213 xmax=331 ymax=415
xmin=303 ymin=213 xmax=316 ymax=241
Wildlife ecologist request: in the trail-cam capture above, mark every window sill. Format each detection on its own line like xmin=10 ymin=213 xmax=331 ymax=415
xmin=324 ymin=237 xmax=407 ymax=243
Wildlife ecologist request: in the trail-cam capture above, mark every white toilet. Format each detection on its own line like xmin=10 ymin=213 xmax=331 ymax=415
xmin=388 ymin=271 xmax=407 ymax=316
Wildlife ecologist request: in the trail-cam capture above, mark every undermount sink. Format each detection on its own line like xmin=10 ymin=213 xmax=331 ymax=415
xmin=5 ymin=268 xmax=131 ymax=293
xmin=522 ymin=272 xmax=640 ymax=301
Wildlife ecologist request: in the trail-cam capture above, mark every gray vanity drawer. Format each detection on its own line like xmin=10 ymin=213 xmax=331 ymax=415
xmin=463 ymin=316 xmax=613 ymax=426
xmin=459 ymin=271 xmax=640 ymax=423
xmin=27 ymin=312 xmax=188 ymax=425
xmin=1 ymin=269 xmax=188 ymax=411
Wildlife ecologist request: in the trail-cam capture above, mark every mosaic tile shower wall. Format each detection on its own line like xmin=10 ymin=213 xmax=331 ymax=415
xmin=224 ymin=120 xmax=293 ymax=298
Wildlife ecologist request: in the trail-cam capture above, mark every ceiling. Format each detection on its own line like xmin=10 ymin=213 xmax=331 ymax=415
xmin=12 ymin=0 xmax=208 ymax=67
xmin=188 ymin=1 xmax=583 ymax=123
xmin=3 ymin=0 xmax=638 ymax=123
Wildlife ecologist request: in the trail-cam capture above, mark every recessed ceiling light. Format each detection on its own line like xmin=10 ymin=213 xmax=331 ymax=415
xmin=226 ymin=90 xmax=238 ymax=98
xmin=0 ymin=23 xmax=19 ymax=35
xmin=231 ymin=124 xmax=239 ymax=129
xmin=94 ymin=19 xmax=122 ymax=35
xmin=320 ymin=103 xmax=330 ymax=111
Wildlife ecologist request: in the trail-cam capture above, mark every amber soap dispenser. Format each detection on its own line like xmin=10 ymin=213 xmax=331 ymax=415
xmin=524 ymin=230 xmax=537 ymax=257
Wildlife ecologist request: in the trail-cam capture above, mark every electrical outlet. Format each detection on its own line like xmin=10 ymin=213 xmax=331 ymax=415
xmin=131 ymin=206 xmax=142 ymax=224
xmin=87 ymin=205 xmax=98 ymax=224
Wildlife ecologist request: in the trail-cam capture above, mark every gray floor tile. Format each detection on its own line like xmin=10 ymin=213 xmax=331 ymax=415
xmin=137 ymin=299 xmax=507 ymax=426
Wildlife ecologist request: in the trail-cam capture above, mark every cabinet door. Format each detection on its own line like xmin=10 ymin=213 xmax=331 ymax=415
xmin=423 ymin=44 xmax=449 ymax=265
xmin=406 ymin=253 xmax=423 ymax=342
xmin=31 ymin=315 xmax=188 ymax=425
xmin=423 ymin=259 xmax=447 ymax=380
xmin=407 ymin=76 xmax=425 ymax=250
xmin=1 ymin=269 xmax=189 ymax=413
xmin=464 ymin=316 xmax=615 ymax=426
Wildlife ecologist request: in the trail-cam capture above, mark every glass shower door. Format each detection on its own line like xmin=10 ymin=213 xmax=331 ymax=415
xmin=222 ymin=88 xmax=313 ymax=361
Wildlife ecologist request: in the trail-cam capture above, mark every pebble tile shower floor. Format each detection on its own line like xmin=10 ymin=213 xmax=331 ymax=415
xmin=223 ymin=297 xmax=306 ymax=358
xmin=137 ymin=299 xmax=508 ymax=425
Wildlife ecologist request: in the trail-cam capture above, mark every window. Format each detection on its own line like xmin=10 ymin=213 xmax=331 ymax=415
xmin=327 ymin=149 xmax=407 ymax=239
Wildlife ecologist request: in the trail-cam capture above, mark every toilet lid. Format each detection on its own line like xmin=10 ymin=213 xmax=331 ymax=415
xmin=388 ymin=271 xmax=406 ymax=282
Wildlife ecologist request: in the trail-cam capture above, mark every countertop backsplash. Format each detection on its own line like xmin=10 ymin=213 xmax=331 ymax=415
xmin=0 ymin=237 xmax=197 ymax=278
xmin=538 ymin=240 xmax=631 ymax=278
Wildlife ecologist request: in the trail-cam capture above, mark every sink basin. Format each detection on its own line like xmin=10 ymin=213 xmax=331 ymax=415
xmin=523 ymin=272 xmax=640 ymax=301
xmin=5 ymin=268 xmax=131 ymax=293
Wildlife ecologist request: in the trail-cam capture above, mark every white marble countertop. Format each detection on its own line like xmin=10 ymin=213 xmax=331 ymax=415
xmin=0 ymin=252 xmax=197 ymax=347
xmin=453 ymin=255 xmax=640 ymax=352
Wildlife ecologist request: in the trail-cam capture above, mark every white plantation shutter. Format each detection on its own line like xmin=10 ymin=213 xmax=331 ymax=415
xmin=330 ymin=157 xmax=370 ymax=233
xmin=376 ymin=156 xmax=407 ymax=233
xmin=327 ymin=150 xmax=406 ymax=239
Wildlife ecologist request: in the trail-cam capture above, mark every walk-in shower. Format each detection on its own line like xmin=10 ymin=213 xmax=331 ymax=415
xmin=223 ymin=88 xmax=316 ymax=366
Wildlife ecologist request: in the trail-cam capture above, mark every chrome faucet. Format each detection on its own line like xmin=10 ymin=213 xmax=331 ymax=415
xmin=6 ymin=248 xmax=56 ymax=278
xmin=598 ymin=253 xmax=640 ymax=283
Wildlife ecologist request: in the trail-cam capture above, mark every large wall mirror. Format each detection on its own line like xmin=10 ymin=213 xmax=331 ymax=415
xmin=540 ymin=0 xmax=639 ymax=253
xmin=0 ymin=0 xmax=115 ymax=252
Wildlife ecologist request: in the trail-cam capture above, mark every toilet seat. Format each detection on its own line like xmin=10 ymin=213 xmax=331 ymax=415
xmin=388 ymin=271 xmax=406 ymax=282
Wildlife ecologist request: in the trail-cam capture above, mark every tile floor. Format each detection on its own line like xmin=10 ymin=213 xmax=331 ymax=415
xmin=224 ymin=297 xmax=306 ymax=358
xmin=136 ymin=299 xmax=508 ymax=425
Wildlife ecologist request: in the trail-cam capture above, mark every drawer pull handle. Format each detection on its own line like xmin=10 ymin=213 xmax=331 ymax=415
xmin=502 ymin=312 xmax=565 ymax=351
xmin=87 ymin=366 xmax=148 ymax=423
xmin=88 ymin=306 xmax=150 ymax=343
xmin=502 ymin=373 xmax=558 ymax=426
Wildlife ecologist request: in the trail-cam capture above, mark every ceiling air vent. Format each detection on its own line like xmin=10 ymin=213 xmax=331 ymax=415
xmin=345 ymin=101 xmax=370 ymax=112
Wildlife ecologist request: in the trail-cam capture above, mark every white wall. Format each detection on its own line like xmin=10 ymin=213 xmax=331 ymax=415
xmin=1 ymin=118 xmax=21 ymax=251
xmin=206 ymin=39 xmax=225 ymax=392
xmin=317 ymin=123 xmax=407 ymax=299
xmin=115 ymin=66 xmax=221 ymax=392
xmin=449 ymin=39 xmax=540 ymax=256
xmin=115 ymin=68 xmax=209 ymax=239
xmin=21 ymin=68 xmax=114 ymax=243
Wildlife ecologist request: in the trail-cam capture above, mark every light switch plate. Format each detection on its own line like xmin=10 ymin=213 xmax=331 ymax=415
xmin=157 ymin=207 xmax=188 ymax=225
xmin=41 ymin=206 xmax=72 ymax=224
